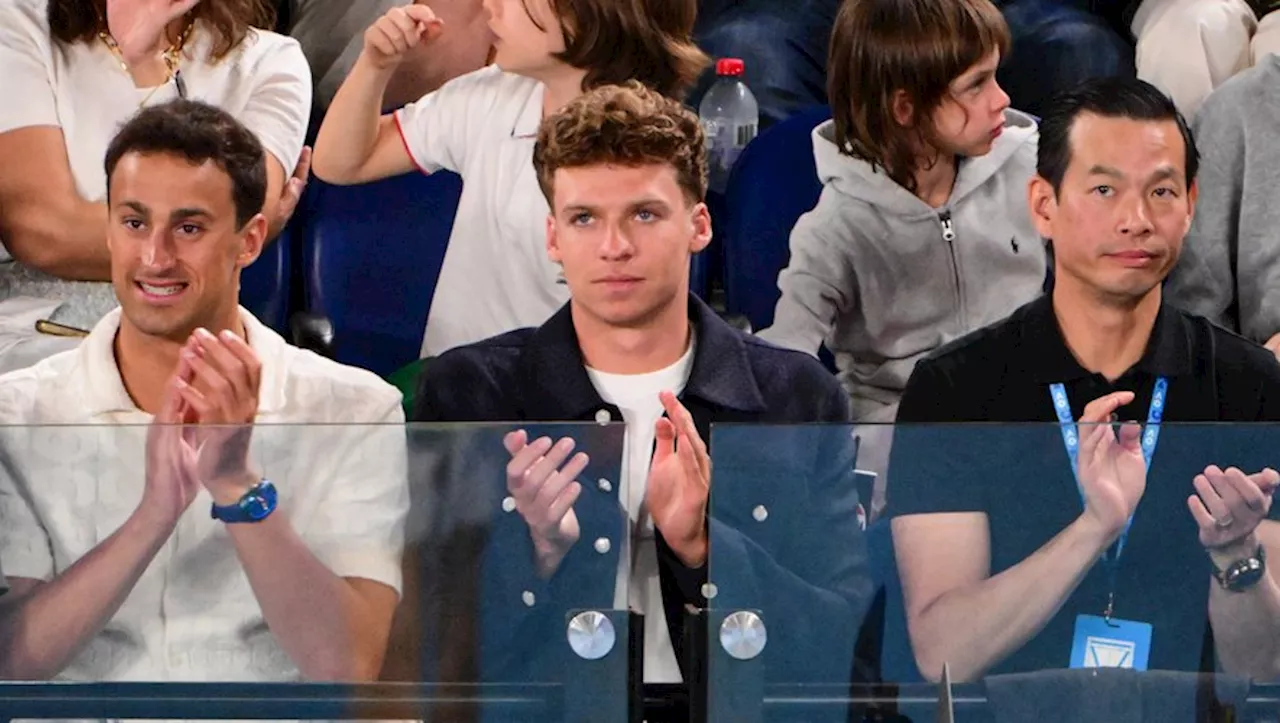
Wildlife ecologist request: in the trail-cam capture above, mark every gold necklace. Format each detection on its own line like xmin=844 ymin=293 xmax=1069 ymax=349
xmin=99 ymin=20 xmax=194 ymax=107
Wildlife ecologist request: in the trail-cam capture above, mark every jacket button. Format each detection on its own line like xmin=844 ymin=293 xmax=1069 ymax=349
xmin=522 ymin=590 xmax=536 ymax=607
xmin=502 ymin=496 xmax=517 ymax=513
xmin=594 ymin=409 xmax=612 ymax=424
xmin=597 ymin=478 xmax=613 ymax=493
xmin=594 ymin=537 xmax=611 ymax=554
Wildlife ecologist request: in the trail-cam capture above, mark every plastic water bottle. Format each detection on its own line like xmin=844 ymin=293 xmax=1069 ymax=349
xmin=699 ymin=58 xmax=758 ymax=195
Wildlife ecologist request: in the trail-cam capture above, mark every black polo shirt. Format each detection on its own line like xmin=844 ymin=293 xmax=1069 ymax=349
xmin=889 ymin=294 xmax=1280 ymax=675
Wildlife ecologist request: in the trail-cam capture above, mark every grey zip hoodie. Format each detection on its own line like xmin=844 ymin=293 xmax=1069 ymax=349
xmin=758 ymin=110 xmax=1047 ymax=422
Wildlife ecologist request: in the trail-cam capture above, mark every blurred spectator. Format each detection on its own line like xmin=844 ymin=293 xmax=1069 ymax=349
xmin=313 ymin=0 xmax=707 ymax=358
xmin=1164 ymin=54 xmax=1280 ymax=356
xmin=891 ymin=77 xmax=1280 ymax=681
xmin=0 ymin=0 xmax=311 ymax=336
xmin=0 ymin=101 xmax=407 ymax=682
xmin=281 ymin=0 xmax=493 ymax=115
xmin=1132 ymin=0 xmax=1280 ymax=117
xmin=690 ymin=0 xmax=840 ymax=129
xmin=759 ymin=0 xmax=1045 ymax=424
xmin=995 ymin=0 xmax=1135 ymax=118
xmin=410 ymin=83 xmax=871 ymax=686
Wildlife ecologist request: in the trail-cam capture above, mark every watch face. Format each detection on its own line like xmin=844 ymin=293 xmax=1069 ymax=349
xmin=1227 ymin=558 xmax=1266 ymax=590
xmin=243 ymin=495 xmax=272 ymax=521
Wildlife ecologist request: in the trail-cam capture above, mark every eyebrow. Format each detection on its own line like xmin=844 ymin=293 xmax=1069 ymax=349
xmin=117 ymin=202 xmax=214 ymax=222
xmin=170 ymin=208 xmax=213 ymax=222
xmin=1086 ymin=164 xmax=1182 ymax=185
xmin=560 ymin=197 xmax=673 ymax=215
xmin=965 ymin=69 xmax=994 ymax=89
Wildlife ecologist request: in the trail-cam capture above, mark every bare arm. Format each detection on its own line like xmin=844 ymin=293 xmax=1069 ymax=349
xmin=894 ymin=511 xmax=1112 ymax=682
xmin=222 ymin=509 xmax=400 ymax=681
xmin=0 ymin=509 xmax=174 ymax=679
xmin=313 ymin=6 xmax=445 ymax=185
xmin=0 ymin=127 xmax=110 ymax=281
xmin=1209 ymin=522 xmax=1280 ymax=678
xmin=313 ymin=59 xmax=411 ymax=184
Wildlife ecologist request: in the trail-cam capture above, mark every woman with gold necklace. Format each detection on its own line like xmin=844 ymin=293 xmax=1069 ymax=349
xmin=0 ymin=0 xmax=311 ymax=352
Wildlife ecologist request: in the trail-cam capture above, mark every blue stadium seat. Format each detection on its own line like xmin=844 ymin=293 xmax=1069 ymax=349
xmin=239 ymin=222 xmax=292 ymax=334
xmin=301 ymin=170 xmax=464 ymax=377
xmin=722 ymin=105 xmax=831 ymax=332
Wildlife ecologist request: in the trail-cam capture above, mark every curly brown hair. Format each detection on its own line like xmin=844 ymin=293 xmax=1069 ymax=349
xmin=48 ymin=0 xmax=276 ymax=61
xmin=534 ymin=82 xmax=707 ymax=208
xmin=521 ymin=0 xmax=709 ymax=100
xmin=828 ymin=0 xmax=1009 ymax=193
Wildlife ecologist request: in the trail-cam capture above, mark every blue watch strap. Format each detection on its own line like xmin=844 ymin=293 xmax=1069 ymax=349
xmin=210 ymin=480 xmax=277 ymax=523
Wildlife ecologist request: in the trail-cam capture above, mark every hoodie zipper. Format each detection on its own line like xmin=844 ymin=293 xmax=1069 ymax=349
xmin=938 ymin=211 xmax=967 ymax=325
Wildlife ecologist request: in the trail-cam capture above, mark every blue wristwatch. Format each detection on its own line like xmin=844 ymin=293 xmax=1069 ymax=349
xmin=210 ymin=480 xmax=278 ymax=523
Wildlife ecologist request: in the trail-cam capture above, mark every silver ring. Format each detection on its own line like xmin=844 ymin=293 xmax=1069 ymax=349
xmin=1215 ymin=515 xmax=1235 ymax=529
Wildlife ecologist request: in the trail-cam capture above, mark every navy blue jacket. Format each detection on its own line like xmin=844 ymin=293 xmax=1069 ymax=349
xmin=413 ymin=296 xmax=873 ymax=684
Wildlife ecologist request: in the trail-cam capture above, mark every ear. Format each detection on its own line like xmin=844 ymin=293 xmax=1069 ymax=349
xmin=545 ymin=212 xmax=562 ymax=264
xmin=1027 ymin=174 xmax=1057 ymax=240
xmin=690 ymin=201 xmax=712 ymax=254
xmin=235 ymin=214 xmax=268 ymax=269
xmin=891 ymin=89 xmax=915 ymax=128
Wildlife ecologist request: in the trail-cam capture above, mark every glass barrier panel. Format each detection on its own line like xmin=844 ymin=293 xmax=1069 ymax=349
xmin=0 ymin=421 xmax=630 ymax=723
xmin=707 ymin=422 xmax=1280 ymax=723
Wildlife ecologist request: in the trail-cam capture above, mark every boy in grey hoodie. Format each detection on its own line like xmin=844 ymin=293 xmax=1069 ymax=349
xmin=758 ymin=0 xmax=1048 ymax=423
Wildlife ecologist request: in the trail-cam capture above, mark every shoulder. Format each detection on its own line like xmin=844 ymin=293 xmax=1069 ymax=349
xmin=429 ymin=65 xmax=538 ymax=108
xmin=741 ymin=334 xmax=849 ymax=421
xmin=1199 ymin=56 xmax=1280 ymax=120
xmin=0 ymin=0 xmax=52 ymax=50
xmin=896 ymin=301 xmax=1035 ymax=420
xmin=415 ymin=328 xmax=535 ymax=421
xmin=919 ymin=301 xmax=1030 ymax=376
xmin=276 ymin=345 xmax=404 ymax=422
xmin=228 ymin=28 xmax=309 ymax=73
xmin=0 ymin=347 xmax=86 ymax=424
xmin=1189 ymin=310 xmax=1280 ymax=380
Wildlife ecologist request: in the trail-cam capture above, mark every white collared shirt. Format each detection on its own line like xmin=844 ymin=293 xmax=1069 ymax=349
xmin=0 ymin=308 xmax=409 ymax=683
xmin=394 ymin=65 xmax=570 ymax=357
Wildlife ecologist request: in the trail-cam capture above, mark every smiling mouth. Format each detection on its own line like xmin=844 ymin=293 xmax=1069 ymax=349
xmin=136 ymin=281 xmax=188 ymax=297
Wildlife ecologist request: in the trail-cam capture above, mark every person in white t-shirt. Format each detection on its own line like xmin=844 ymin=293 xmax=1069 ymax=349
xmin=0 ymin=100 xmax=407 ymax=683
xmin=311 ymin=0 xmax=708 ymax=358
xmin=0 ymin=0 xmax=312 ymax=333
xmin=412 ymin=83 xmax=872 ymax=687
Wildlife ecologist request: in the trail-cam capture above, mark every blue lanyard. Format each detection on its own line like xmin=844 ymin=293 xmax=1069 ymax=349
xmin=1048 ymin=377 xmax=1167 ymax=564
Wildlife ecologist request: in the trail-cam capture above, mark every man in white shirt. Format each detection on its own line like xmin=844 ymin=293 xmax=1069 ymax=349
xmin=412 ymin=83 xmax=871 ymax=686
xmin=0 ymin=100 xmax=408 ymax=683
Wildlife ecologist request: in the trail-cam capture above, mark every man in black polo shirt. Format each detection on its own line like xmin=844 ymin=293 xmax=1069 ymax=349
xmin=889 ymin=76 xmax=1280 ymax=683
xmin=410 ymin=82 xmax=871 ymax=687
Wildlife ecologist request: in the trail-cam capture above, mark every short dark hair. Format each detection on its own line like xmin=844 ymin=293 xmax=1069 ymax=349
xmin=104 ymin=100 xmax=267 ymax=230
xmin=534 ymin=82 xmax=707 ymax=206
xmin=1037 ymin=76 xmax=1198 ymax=195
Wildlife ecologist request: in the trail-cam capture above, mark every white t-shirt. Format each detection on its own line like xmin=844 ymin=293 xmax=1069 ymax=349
xmin=585 ymin=340 xmax=696 ymax=684
xmin=0 ymin=307 xmax=409 ymax=682
xmin=394 ymin=66 xmax=570 ymax=357
xmin=0 ymin=0 xmax=312 ymax=330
